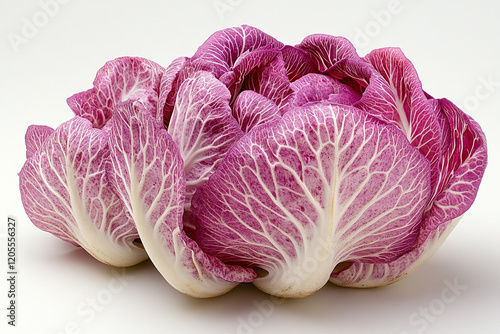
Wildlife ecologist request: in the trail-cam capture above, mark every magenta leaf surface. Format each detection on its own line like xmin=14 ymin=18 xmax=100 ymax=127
xmin=193 ymin=102 xmax=431 ymax=297
xmin=107 ymin=101 xmax=255 ymax=297
xmin=363 ymin=48 xmax=443 ymax=186
xmin=25 ymin=124 xmax=54 ymax=159
xmin=330 ymin=98 xmax=487 ymax=287
xmin=232 ymin=90 xmax=281 ymax=133
xmin=167 ymin=71 xmax=244 ymax=235
xmin=188 ymin=25 xmax=284 ymax=79
xmin=67 ymin=57 xmax=164 ymax=128
xmin=19 ymin=117 xmax=147 ymax=266
xmin=157 ymin=56 xmax=188 ymax=127
xmin=290 ymin=73 xmax=361 ymax=108
xmin=298 ymin=34 xmax=360 ymax=71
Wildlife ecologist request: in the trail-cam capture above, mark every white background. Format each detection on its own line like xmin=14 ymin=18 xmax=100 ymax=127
xmin=1 ymin=1 xmax=499 ymax=333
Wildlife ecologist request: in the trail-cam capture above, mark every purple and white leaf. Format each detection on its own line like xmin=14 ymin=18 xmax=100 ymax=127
xmin=157 ymin=56 xmax=188 ymax=127
xmin=193 ymin=102 xmax=431 ymax=297
xmin=167 ymin=71 xmax=244 ymax=235
xmin=232 ymin=90 xmax=281 ymax=133
xmin=25 ymin=124 xmax=54 ymax=159
xmin=19 ymin=117 xmax=147 ymax=266
xmin=330 ymin=98 xmax=487 ymax=288
xmin=298 ymin=34 xmax=360 ymax=71
xmin=280 ymin=45 xmax=318 ymax=82
xmin=107 ymin=101 xmax=256 ymax=297
xmin=290 ymin=73 xmax=361 ymax=108
xmin=363 ymin=48 xmax=444 ymax=188
xmin=67 ymin=57 xmax=164 ymax=128
xmin=188 ymin=25 xmax=284 ymax=79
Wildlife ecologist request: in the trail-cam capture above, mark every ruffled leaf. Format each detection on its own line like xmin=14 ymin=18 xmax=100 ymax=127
xmin=157 ymin=56 xmax=188 ymax=127
xmin=298 ymin=34 xmax=360 ymax=71
xmin=107 ymin=101 xmax=256 ymax=298
xmin=188 ymin=25 xmax=284 ymax=78
xmin=363 ymin=48 xmax=444 ymax=189
xmin=330 ymin=98 xmax=487 ymax=287
xmin=19 ymin=117 xmax=147 ymax=266
xmin=67 ymin=57 xmax=164 ymax=128
xmin=232 ymin=90 xmax=281 ymax=133
xmin=25 ymin=124 xmax=54 ymax=159
xmin=193 ymin=103 xmax=431 ymax=297
xmin=290 ymin=73 xmax=361 ymax=108
xmin=167 ymin=71 xmax=244 ymax=236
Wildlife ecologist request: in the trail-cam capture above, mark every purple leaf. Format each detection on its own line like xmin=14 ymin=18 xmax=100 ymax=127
xmin=330 ymin=99 xmax=487 ymax=288
xmin=107 ymin=101 xmax=255 ymax=297
xmin=25 ymin=124 xmax=54 ymax=159
xmin=167 ymin=71 xmax=244 ymax=236
xmin=232 ymin=90 xmax=281 ymax=133
xmin=326 ymin=58 xmax=405 ymax=129
xmin=363 ymin=48 xmax=444 ymax=188
xmin=298 ymin=34 xmax=360 ymax=71
xmin=239 ymin=51 xmax=294 ymax=113
xmin=290 ymin=73 xmax=361 ymax=108
xmin=188 ymin=25 xmax=284 ymax=79
xmin=431 ymin=98 xmax=488 ymax=214
xmin=193 ymin=102 xmax=431 ymax=297
xmin=67 ymin=57 xmax=164 ymax=128
xmin=280 ymin=45 xmax=318 ymax=82
xmin=157 ymin=56 xmax=188 ymax=127
xmin=19 ymin=117 xmax=147 ymax=266
xmin=219 ymin=46 xmax=281 ymax=98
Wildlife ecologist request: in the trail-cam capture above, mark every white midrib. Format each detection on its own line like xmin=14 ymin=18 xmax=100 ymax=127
xmin=65 ymin=163 xmax=146 ymax=267
xmin=320 ymin=149 xmax=345 ymax=276
xmin=389 ymin=82 xmax=411 ymax=140
xmin=324 ymin=112 xmax=346 ymax=266
xmin=66 ymin=165 xmax=116 ymax=265
xmin=128 ymin=164 xmax=237 ymax=297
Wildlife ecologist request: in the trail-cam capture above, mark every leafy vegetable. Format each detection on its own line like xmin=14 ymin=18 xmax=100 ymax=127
xmin=19 ymin=118 xmax=147 ymax=266
xmin=193 ymin=103 xmax=432 ymax=297
xmin=107 ymin=101 xmax=255 ymax=297
xmin=19 ymin=25 xmax=487 ymax=298
xmin=67 ymin=57 xmax=164 ymax=128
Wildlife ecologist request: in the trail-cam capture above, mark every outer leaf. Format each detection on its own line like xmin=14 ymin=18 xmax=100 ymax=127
xmin=19 ymin=117 xmax=147 ymax=266
xmin=167 ymin=71 xmax=244 ymax=236
xmin=193 ymin=103 xmax=431 ymax=297
xmin=107 ymin=101 xmax=256 ymax=298
xmin=67 ymin=57 xmax=164 ymax=128
xmin=25 ymin=124 xmax=54 ymax=159
xmin=363 ymin=48 xmax=444 ymax=188
xmin=432 ymin=98 xmax=487 ymax=202
xmin=330 ymin=98 xmax=487 ymax=287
